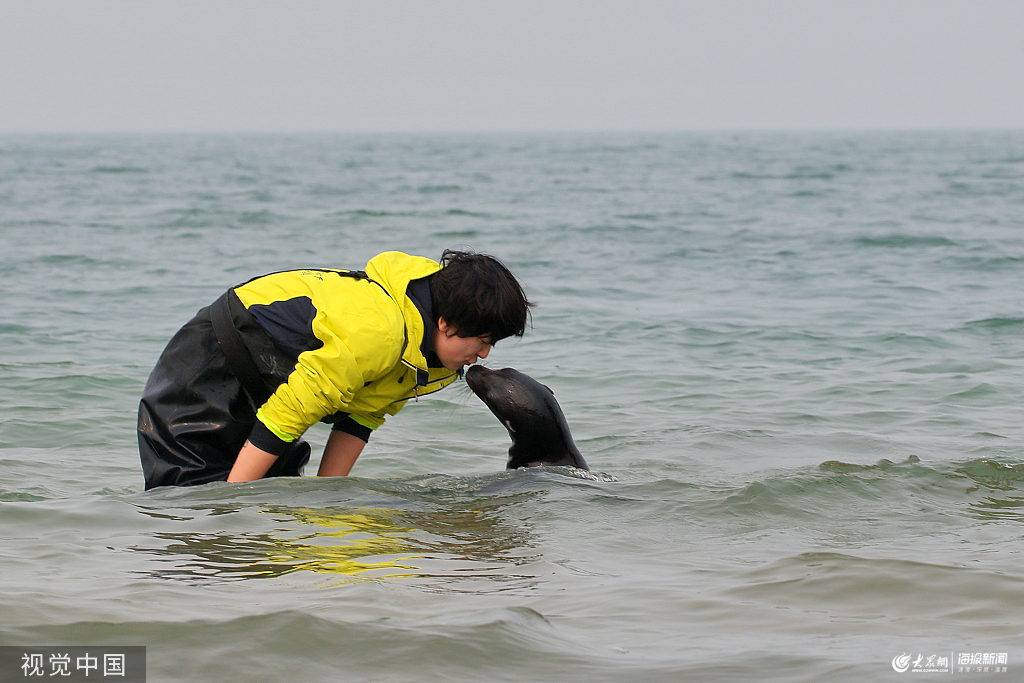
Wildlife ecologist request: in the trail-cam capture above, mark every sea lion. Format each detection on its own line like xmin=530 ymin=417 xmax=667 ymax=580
xmin=465 ymin=365 xmax=589 ymax=470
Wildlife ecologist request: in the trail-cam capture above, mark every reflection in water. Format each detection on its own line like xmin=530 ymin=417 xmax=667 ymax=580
xmin=133 ymin=492 xmax=542 ymax=588
xmin=142 ymin=508 xmax=420 ymax=582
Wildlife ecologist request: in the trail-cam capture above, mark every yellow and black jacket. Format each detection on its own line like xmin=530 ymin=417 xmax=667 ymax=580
xmin=234 ymin=251 xmax=459 ymax=455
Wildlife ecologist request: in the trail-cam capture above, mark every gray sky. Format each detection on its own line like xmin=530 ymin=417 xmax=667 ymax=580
xmin=2 ymin=0 xmax=1022 ymax=132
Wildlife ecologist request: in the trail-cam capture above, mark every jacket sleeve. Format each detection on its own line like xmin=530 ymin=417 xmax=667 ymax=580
xmin=251 ymin=306 xmax=406 ymax=452
xmin=352 ymin=398 xmax=409 ymax=432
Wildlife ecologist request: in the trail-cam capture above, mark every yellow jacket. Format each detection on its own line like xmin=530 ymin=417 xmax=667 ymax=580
xmin=233 ymin=252 xmax=459 ymax=444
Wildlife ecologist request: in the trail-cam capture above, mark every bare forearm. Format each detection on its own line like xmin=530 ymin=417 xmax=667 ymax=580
xmin=227 ymin=441 xmax=279 ymax=482
xmin=318 ymin=430 xmax=366 ymax=476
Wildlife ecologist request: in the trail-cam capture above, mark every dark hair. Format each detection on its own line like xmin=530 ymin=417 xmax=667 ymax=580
xmin=428 ymin=249 xmax=534 ymax=342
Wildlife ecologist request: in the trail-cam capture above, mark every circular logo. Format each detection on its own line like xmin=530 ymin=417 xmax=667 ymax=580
xmin=892 ymin=653 xmax=912 ymax=673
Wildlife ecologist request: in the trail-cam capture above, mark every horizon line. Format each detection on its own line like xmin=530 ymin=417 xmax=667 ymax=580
xmin=2 ymin=125 xmax=1023 ymax=136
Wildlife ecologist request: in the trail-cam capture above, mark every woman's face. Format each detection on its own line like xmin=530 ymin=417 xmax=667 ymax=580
xmin=432 ymin=317 xmax=493 ymax=371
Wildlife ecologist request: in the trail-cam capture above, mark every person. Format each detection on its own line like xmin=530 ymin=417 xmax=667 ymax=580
xmin=137 ymin=249 xmax=532 ymax=490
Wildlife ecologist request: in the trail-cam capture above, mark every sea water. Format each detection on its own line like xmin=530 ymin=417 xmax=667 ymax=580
xmin=0 ymin=132 xmax=1022 ymax=682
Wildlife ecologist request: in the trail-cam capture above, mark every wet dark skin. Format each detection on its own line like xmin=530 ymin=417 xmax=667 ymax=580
xmin=465 ymin=365 xmax=589 ymax=470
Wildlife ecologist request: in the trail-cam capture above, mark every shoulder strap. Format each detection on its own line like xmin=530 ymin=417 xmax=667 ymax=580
xmin=210 ymin=291 xmax=270 ymax=402
xmin=333 ymin=269 xmax=394 ymax=299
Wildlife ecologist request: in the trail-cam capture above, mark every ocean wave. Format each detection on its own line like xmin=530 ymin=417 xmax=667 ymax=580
xmin=88 ymin=165 xmax=149 ymax=174
xmin=724 ymin=550 xmax=1024 ymax=636
xmin=3 ymin=608 xmax=643 ymax=683
xmin=962 ymin=316 xmax=1024 ymax=332
xmin=852 ymin=235 xmax=960 ymax=249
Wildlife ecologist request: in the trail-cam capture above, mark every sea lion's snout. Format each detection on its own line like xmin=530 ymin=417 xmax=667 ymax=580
xmin=464 ymin=364 xmax=490 ymax=393
xmin=466 ymin=364 xmax=514 ymax=382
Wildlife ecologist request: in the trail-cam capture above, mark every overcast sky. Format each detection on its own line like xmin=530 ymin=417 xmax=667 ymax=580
xmin=2 ymin=0 xmax=1022 ymax=132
